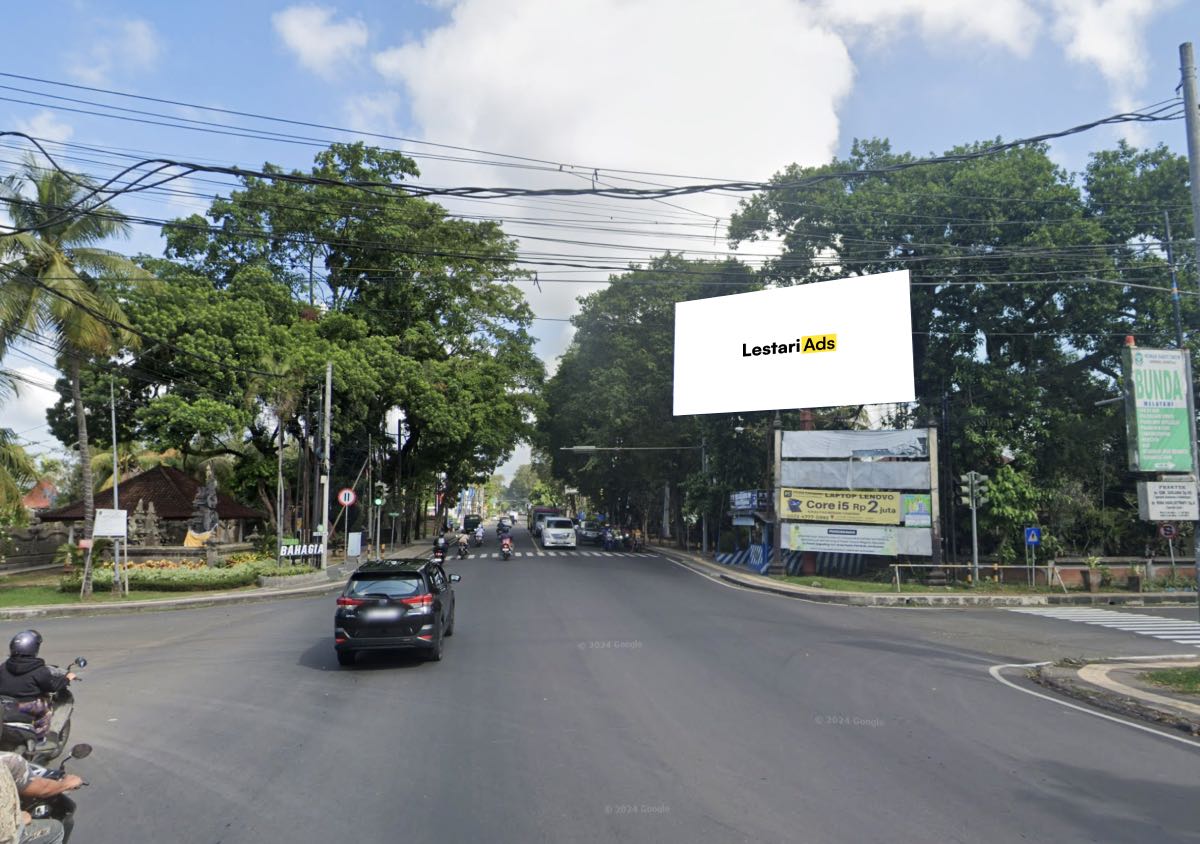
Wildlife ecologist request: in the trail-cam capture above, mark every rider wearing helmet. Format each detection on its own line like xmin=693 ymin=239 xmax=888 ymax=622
xmin=0 ymin=632 xmax=75 ymax=740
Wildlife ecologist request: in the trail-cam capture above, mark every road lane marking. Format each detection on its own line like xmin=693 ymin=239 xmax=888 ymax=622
xmin=987 ymin=660 xmax=1200 ymax=749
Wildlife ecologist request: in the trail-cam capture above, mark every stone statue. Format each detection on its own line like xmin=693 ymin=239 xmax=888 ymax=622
xmin=189 ymin=466 xmax=220 ymax=534
xmin=128 ymin=499 xmax=146 ymax=546
xmin=143 ymin=501 xmax=162 ymax=547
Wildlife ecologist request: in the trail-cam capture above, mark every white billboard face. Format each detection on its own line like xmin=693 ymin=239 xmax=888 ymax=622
xmin=672 ymin=270 xmax=915 ymax=415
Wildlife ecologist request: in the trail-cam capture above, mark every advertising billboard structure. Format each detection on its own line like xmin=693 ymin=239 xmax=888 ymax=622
xmin=673 ymin=271 xmax=915 ymax=416
xmin=776 ymin=428 xmax=936 ymax=559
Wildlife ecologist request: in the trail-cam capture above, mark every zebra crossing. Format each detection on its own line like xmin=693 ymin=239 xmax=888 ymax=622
xmin=1008 ymin=607 xmax=1200 ymax=648
xmin=457 ymin=549 xmax=659 ymax=560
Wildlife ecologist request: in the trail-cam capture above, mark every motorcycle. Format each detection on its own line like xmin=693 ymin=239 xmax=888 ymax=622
xmin=0 ymin=657 xmax=86 ymax=765
xmin=432 ymin=545 xmax=447 ymax=564
xmin=25 ymin=742 xmax=91 ymax=844
xmin=500 ymin=538 xmax=513 ymax=560
xmin=473 ymin=532 xmax=484 ymax=547
xmin=457 ymin=541 xmax=470 ymax=559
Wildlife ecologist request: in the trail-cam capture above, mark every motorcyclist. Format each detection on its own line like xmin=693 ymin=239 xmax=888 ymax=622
xmin=474 ymin=525 xmax=484 ymax=545
xmin=500 ymin=534 xmax=514 ymax=556
xmin=0 ymin=632 xmax=74 ymax=740
xmin=602 ymin=526 xmax=614 ymax=552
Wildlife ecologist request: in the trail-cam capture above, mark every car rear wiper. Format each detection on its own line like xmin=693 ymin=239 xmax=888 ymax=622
xmin=359 ymin=592 xmax=396 ymax=600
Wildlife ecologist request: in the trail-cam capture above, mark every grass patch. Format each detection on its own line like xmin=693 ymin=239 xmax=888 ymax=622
xmin=777 ymin=574 xmax=1063 ymax=594
xmin=1144 ymin=667 xmax=1200 ymax=695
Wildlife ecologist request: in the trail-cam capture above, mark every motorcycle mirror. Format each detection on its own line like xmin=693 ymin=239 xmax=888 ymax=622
xmin=450 ymin=574 xmax=462 ymax=582
xmin=68 ymin=743 xmax=92 ymax=759
xmin=74 ymin=658 xmax=87 ymax=669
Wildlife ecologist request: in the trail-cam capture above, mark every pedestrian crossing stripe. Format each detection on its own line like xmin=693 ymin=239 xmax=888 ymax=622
xmin=455 ymin=550 xmax=660 ymax=560
xmin=1008 ymin=607 xmax=1200 ymax=649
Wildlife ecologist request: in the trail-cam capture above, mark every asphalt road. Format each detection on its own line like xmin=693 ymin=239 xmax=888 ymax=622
xmin=26 ymin=524 xmax=1200 ymax=843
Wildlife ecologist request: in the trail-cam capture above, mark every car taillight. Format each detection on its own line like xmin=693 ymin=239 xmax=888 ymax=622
xmin=336 ymin=597 xmax=365 ymax=607
xmin=402 ymin=595 xmax=433 ymax=614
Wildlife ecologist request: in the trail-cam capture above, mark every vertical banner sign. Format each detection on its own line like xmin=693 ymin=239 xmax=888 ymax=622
xmin=1123 ymin=347 xmax=1194 ymax=472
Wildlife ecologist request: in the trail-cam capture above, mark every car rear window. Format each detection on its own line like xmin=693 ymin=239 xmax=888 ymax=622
xmin=547 ymin=519 xmax=574 ymax=529
xmin=346 ymin=575 xmax=424 ymax=598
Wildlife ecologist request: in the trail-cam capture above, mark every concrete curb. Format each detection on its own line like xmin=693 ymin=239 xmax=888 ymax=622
xmin=1034 ymin=660 xmax=1200 ymax=737
xmin=653 ymin=546 xmax=1199 ymax=608
xmin=0 ymin=568 xmax=350 ymax=620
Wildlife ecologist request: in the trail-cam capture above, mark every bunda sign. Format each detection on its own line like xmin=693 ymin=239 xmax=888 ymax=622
xmin=1123 ymin=346 xmax=1194 ymax=473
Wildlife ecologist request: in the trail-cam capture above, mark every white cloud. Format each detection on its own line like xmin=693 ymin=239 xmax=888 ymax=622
xmin=68 ymin=19 xmax=162 ymax=85
xmin=1048 ymin=0 xmax=1168 ymax=102
xmin=273 ymin=5 xmax=369 ymax=79
xmin=814 ymin=0 xmax=1042 ymax=56
xmin=372 ymin=0 xmax=851 ymax=364
xmin=343 ymin=91 xmax=406 ymax=137
xmin=14 ymin=111 xmax=73 ymax=145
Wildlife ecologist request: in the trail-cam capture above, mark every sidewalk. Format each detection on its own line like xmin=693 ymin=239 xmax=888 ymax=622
xmin=1035 ymin=658 xmax=1200 ymax=737
xmin=653 ymin=544 xmax=1199 ymax=608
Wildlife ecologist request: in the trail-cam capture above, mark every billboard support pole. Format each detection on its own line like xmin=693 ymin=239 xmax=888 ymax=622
xmin=927 ymin=424 xmax=942 ymax=570
xmin=768 ymin=411 xmax=783 ymax=575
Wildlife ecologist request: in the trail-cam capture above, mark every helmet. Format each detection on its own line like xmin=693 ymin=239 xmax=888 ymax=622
xmin=9 ymin=630 xmax=42 ymax=658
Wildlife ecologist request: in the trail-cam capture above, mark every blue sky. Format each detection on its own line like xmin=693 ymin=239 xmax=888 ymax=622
xmin=2 ymin=0 xmax=1198 ymax=476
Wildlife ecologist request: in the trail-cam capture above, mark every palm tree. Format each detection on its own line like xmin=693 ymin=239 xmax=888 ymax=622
xmin=0 ymin=154 xmax=151 ymax=595
xmin=0 ymin=371 xmax=36 ymax=515
xmin=246 ymin=354 xmax=303 ymax=552
xmin=89 ymin=443 xmax=181 ymax=491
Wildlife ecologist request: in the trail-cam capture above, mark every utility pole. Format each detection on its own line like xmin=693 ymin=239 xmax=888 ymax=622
xmin=320 ymin=362 xmax=332 ymax=570
xmin=1179 ymin=43 xmax=1200 ymax=609
xmin=110 ymin=377 xmax=124 ymax=596
xmin=701 ymin=435 xmax=708 ymax=556
xmin=1166 ymin=213 xmax=1185 ymax=348
xmin=366 ymin=433 xmax=372 ymax=557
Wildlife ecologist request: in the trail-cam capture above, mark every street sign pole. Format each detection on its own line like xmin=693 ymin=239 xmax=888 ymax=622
xmin=969 ymin=474 xmax=979 ymax=582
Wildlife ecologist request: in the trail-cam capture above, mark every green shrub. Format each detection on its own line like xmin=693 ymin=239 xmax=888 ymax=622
xmin=59 ymin=561 xmax=267 ymax=593
xmin=53 ymin=542 xmax=82 ymax=568
xmin=224 ymin=552 xmax=270 ymax=567
xmin=256 ymin=565 xmax=319 ymax=578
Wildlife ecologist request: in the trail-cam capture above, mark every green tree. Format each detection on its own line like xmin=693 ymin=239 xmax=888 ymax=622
xmin=730 ymin=138 xmax=1193 ymax=556
xmin=0 ymin=155 xmax=152 ymax=594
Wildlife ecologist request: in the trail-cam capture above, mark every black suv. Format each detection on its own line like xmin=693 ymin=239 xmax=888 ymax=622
xmin=334 ymin=558 xmax=459 ymax=666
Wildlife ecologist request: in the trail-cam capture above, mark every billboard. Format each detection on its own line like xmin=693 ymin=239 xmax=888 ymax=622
xmin=1123 ymin=347 xmax=1193 ymax=472
xmin=673 ymin=270 xmax=915 ymax=415
xmin=778 ymin=488 xmax=901 ymax=525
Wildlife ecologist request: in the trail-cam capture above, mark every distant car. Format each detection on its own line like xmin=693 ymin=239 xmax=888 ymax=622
xmin=334 ymin=558 xmax=460 ymax=666
xmin=463 ymin=514 xmax=482 ymax=532
xmin=541 ymin=517 xmax=578 ymax=549
xmin=576 ymin=521 xmax=602 ymax=544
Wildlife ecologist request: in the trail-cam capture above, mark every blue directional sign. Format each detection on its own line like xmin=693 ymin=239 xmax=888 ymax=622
xmin=1024 ymin=527 xmax=1042 ymax=547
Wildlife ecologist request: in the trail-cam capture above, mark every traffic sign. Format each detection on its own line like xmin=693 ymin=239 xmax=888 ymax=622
xmin=1159 ymin=523 xmax=1179 ymax=539
xmin=1024 ymin=527 xmax=1042 ymax=547
xmin=337 ymin=488 xmax=357 ymax=507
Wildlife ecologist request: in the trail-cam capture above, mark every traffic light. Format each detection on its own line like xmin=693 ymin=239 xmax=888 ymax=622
xmin=958 ymin=472 xmax=989 ymax=509
xmin=374 ymin=481 xmax=388 ymax=507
